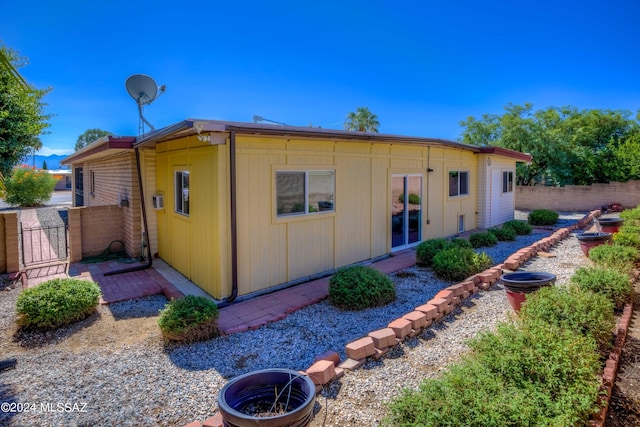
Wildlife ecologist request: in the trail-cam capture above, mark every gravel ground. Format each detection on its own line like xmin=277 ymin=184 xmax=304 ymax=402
xmin=0 ymin=213 xmax=592 ymax=426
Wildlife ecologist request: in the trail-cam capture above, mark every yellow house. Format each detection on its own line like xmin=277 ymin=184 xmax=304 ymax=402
xmin=122 ymin=120 xmax=529 ymax=301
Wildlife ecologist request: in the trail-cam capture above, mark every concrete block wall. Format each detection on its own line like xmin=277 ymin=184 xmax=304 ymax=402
xmin=69 ymin=206 xmax=124 ymax=259
xmin=76 ymin=151 xmax=142 ymax=257
xmin=516 ymin=180 xmax=640 ymax=211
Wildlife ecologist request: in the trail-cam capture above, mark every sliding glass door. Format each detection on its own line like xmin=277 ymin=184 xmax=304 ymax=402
xmin=391 ymin=175 xmax=422 ymax=249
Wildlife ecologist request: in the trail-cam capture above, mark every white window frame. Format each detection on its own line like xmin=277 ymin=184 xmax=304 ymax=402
xmin=449 ymin=170 xmax=469 ymax=197
xmin=175 ymin=170 xmax=190 ymax=216
xmin=502 ymin=170 xmax=514 ymax=193
xmin=276 ymin=170 xmax=335 ymax=217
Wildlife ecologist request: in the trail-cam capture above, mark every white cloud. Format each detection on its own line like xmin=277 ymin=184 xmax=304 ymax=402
xmin=36 ymin=147 xmax=75 ymax=156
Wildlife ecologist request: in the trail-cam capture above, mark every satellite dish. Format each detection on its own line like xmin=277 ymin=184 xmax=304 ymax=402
xmin=125 ymin=74 xmax=165 ymax=133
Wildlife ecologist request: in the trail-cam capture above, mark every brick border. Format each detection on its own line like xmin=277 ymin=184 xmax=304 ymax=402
xmin=187 ymin=209 xmax=633 ymax=427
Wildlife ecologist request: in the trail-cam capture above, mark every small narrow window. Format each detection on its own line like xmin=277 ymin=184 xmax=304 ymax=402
xmin=449 ymin=170 xmax=469 ymax=197
xmin=503 ymin=171 xmax=514 ymax=193
xmin=276 ymin=170 xmax=335 ymax=216
xmin=90 ymin=171 xmax=95 ymax=196
xmin=458 ymin=214 xmax=465 ymax=233
xmin=175 ymin=171 xmax=190 ymax=215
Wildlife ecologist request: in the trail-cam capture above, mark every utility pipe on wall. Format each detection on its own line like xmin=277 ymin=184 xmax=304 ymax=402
xmin=218 ymin=131 xmax=238 ymax=306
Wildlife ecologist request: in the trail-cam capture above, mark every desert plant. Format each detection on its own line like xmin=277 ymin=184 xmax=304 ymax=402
xmin=386 ymin=321 xmax=602 ymax=427
xmin=613 ymin=231 xmax=640 ymax=249
xmin=503 ymin=219 xmax=532 ymax=235
xmin=431 ymin=247 xmax=493 ymax=281
xmin=158 ymin=295 xmax=220 ymax=343
xmin=329 ymin=265 xmax=396 ymax=310
xmin=528 ymin=209 xmax=559 ymax=226
xmin=16 ymin=278 xmax=101 ymax=329
xmin=416 ymin=238 xmax=450 ymax=267
xmin=570 ymin=267 xmax=633 ymax=309
xmin=488 ymin=227 xmax=516 ymax=241
xmin=469 ymin=232 xmax=498 ymax=248
xmin=3 ymin=166 xmax=57 ymax=207
xmin=518 ymin=285 xmax=615 ymax=354
xmin=588 ymin=244 xmax=638 ymax=271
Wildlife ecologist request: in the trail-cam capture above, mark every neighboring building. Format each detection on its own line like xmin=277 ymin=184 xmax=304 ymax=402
xmin=63 ymin=120 xmax=531 ymax=300
xmin=48 ymin=169 xmax=72 ymax=191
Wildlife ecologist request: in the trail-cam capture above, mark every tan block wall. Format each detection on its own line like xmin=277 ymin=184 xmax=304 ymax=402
xmin=75 ymin=151 xmax=142 ymax=257
xmin=2 ymin=213 xmax=19 ymax=273
xmin=516 ymin=180 xmax=640 ymax=211
xmin=68 ymin=206 xmax=124 ymax=259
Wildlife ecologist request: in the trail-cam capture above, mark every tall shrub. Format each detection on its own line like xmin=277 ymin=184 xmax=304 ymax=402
xmin=3 ymin=166 xmax=57 ymax=206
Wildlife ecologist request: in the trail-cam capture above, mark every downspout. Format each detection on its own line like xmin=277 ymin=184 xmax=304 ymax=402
xmin=426 ymin=146 xmax=431 ymax=225
xmin=104 ymin=147 xmax=153 ymax=276
xmin=217 ymin=130 xmax=239 ymax=306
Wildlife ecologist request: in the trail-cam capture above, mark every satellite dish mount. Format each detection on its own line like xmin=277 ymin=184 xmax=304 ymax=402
xmin=125 ymin=74 xmax=166 ymax=135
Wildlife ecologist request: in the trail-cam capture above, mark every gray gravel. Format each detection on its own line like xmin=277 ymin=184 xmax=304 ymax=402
xmin=0 ymin=212 xmax=591 ymax=426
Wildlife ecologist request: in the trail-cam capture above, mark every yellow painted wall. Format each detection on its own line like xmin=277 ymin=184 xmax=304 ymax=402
xmin=154 ymin=134 xmax=485 ymax=298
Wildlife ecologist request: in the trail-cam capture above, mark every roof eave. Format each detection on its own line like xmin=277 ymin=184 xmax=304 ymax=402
xmin=61 ymin=136 xmax=136 ymax=165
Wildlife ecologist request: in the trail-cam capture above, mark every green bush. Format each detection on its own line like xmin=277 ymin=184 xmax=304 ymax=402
xmin=158 ymin=295 xmax=220 ymax=343
xmin=617 ymin=224 xmax=640 ymax=235
xmin=450 ymin=237 xmax=473 ymax=249
xmin=416 ymin=238 xmax=449 ymax=267
xmin=528 ymin=209 xmax=559 ymax=226
xmin=588 ymin=243 xmax=638 ymax=271
xmin=431 ymin=247 xmax=493 ymax=282
xmin=386 ymin=322 xmax=602 ymax=427
xmin=487 ymin=227 xmax=516 ymax=241
xmin=329 ymin=266 xmax=396 ymax=310
xmin=16 ymin=278 xmax=101 ymax=329
xmin=398 ymin=193 xmax=420 ymax=204
xmin=620 ymin=206 xmax=640 ymax=221
xmin=503 ymin=219 xmax=532 ymax=235
xmin=468 ymin=232 xmax=498 ymax=248
xmin=571 ymin=267 xmax=633 ymax=309
xmin=2 ymin=166 xmax=58 ymax=207
xmin=518 ymin=285 xmax=615 ymax=354
xmin=613 ymin=231 xmax=640 ymax=249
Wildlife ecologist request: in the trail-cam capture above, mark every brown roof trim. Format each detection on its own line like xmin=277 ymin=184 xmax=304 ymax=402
xmin=478 ymin=146 xmax=532 ymax=162
xmin=62 ymin=136 xmax=136 ymax=165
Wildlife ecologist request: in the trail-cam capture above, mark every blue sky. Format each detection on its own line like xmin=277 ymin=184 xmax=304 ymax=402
xmin=2 ymin=0 xmax=639 ymax=156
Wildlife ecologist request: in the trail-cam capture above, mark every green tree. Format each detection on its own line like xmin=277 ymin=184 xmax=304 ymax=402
xmin=42 ymin=160 xmax=48 ymax=170
xmin=460 ymin=103 xmax=640 ymax=185
xmin=3 ymin=166 xmax=57 ymax=207
xmin=75 ymin=128 xmax=111 ymax=151
xmin=344 ymin=106 xmax=380 ymax=132
xmin=0 ymin=45 xmax=52 ymax=178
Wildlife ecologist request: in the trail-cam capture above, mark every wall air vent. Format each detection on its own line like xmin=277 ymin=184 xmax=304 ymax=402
xmin=152 ymin=195 xmax=164 ymax=210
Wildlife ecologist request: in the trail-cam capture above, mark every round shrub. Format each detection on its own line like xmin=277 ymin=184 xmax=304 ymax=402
xmin=620 ymin=206 xmax=640 ymax=221
xmin=570 ymin=267 xmax=633 ymax=309
xmin=469 ymin=232 xmax=498 ymax=248
xmin=158 ymin=295 xmax=220 ymax=343
xmin=503 ymin=219 xmax=532 ymax=235
xmin=450 ymin=238 xmax=473 ymax=249
xmin=432 ymin=247 xmax=493 ymax=282
xmin=416 ymin=238 xmax=449 ymax=267
xmin=488 ymin=227 xmax=516 ymax=241
xmin=518 ymin=285 xmax=615 ymax=354
xmin=528 ymin=209 xmax=559 ymax=226
xmin=329 ymin=266 xmax=396 ymax=310
xmin=588 ymin=244 xmax=638 ymax=271
xmin=16 ymin=278 xmax=101 ymax=330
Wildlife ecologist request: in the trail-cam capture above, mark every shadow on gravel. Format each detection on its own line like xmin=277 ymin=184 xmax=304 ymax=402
xmin=107 ymin=295 xmax=167 ymax=321
xmin=12 ymin=311 xmax=101 ymax=349
xmin=0 ymin=381 xmax=17 ymax=425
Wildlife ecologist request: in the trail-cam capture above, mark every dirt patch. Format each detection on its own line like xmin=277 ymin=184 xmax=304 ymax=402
xmin=605 ymin=282 xmax=640 ymax=427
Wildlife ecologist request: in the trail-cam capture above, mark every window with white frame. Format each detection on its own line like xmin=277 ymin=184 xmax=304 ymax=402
xmin=175 ymin=171 xmax=189 ymax=215
xmin=448 ymin=171 xmax=469 ymax=197
xmin=503 ymin=170 xmax=514 ymax=193
xmin=276 ymin=170 xmax=335 ymax=216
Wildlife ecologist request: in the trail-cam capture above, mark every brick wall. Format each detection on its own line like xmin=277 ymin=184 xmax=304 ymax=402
xmin=0 ymin=212 xmax=19 ymax=273
xmin=69 ymin=206 xmax=124 ymax=259
xmin=77 ymin=151 xmax=142 ymax=257
xmin=516 ymin=181 xmax=640 ymax=211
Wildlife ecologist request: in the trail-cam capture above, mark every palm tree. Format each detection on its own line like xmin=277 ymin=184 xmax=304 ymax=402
xmin=344 ymin=107 xmax=380 ymax=133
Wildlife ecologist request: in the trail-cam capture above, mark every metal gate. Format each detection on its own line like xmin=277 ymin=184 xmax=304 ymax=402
xmin=19 ymin=223 xmax=69 ymax=267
